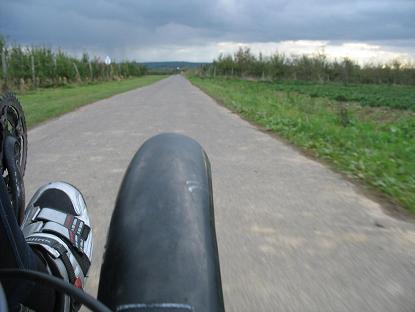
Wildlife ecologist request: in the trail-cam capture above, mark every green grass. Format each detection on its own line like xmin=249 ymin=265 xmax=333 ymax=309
xmin=272 ymin=80 xmax=415 ymax=110
xmin=18 ymin=75 xmax=167 ymax=128
xmin=189 ymin=76 xmax=415 ymax=212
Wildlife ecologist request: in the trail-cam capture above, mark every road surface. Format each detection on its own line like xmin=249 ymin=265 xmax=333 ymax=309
xmin=25 ymin=75 xmax=415 ymax=311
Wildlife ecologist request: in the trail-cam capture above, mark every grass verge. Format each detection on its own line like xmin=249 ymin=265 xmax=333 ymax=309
xmin=18 ymin=75 xmax=167 ymax=128
xmin=189 ymin=76 xmax=415 ymax=213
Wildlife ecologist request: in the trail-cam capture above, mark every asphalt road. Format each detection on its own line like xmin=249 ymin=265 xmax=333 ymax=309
xmin=25 ymin=75 xmax=415 ymax=311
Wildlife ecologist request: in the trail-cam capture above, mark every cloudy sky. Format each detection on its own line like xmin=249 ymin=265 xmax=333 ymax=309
xmin=1 ymin=0 xmax=414 ymax=63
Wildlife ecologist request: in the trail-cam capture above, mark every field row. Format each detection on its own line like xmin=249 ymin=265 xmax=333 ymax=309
xmin=271 ymin=80 xmax=415 ymax=110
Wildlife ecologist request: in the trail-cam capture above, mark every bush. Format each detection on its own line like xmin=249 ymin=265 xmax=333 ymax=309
xmin=0 ymin=35 xmax=148 ymax=90
xmin=201 ymin=47 xmax=415 ymax=86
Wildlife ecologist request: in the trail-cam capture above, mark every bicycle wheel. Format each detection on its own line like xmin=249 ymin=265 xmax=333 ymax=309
xmin=0 ymin=92 xmax=28 ymax=223
xmin=0 ymin=92 xmax=27 ymax=176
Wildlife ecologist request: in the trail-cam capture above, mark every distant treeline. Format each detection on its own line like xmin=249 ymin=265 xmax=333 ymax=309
xmin=144 ymin=62 xmax=209 ymax=75
xmin=199 ymin=48 xmax=415 ymax=85
xmin=0 ymin=36 xmax=147 ymax=90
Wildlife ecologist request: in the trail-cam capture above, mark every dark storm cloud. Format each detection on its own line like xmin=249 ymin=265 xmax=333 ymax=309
xmin=1 ymin=0 xmax=414 ymax=59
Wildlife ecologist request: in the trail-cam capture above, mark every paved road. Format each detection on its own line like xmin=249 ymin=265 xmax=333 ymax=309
xmin=25 ymin=75 xmax=415 ymax=311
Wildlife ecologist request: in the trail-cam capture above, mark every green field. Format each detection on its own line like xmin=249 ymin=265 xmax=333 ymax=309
xmin=272 ymin=80 xmax=415 ymax=110
xmin=189 ymin=76 xmax=415 ymax=212
xmin=18 ymin=75 xmax=166 ymax=128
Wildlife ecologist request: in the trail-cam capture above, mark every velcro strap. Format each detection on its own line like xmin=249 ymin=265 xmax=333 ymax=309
xmin=42 ymin=222 xmax=85 ymax=253
xmin=26 ymin=235 xmax=77 ymax=283
xmin=35 ymin=208 xmax=91 ymax=240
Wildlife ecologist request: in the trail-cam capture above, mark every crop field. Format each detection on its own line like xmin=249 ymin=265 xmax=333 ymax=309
xmin=272 ymin=80 xmax=415 ymax=110
xmin=189 ymin=76 xmax=415 ymax=212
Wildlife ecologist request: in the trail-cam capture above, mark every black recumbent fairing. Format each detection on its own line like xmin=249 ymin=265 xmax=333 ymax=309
xmin=98 ymin=133 xmax=225 ymax=312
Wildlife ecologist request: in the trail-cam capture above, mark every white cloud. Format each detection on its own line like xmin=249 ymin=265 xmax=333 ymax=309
xmin=2 ymin=0 xmax=414 ymax=62
xmin=126 ymin=40 xmax=415 ymax=64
